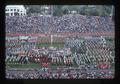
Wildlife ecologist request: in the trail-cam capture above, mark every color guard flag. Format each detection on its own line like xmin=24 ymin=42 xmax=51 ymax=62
xmin=42 ymin=63 xmax=49 ymax=68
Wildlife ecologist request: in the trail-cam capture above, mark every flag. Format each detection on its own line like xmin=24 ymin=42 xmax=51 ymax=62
xmin=5 ymin=56 xmax=9 ymax=62
xmin=64 ymin=57 xmax=66 ymax=64
xmin=63 ymin=56 xmax=66 ymax=64
xmin=26 ymin=56 xmax=29 ymax=63
xmin=66 ymin=58 xmax=68 ymax=65
xmin=22 ymin=56 xmax=26 ymax=64
xmin=12 ymin=56 xmax=16 ymax=62
xmin=68 ymin=57 xmax=71 ymax=65
xmin=71 ymin=57 xmax=73 ymax=64
xmin=55 ymin=57 xmax=57 ymax=63
xmin=9 ymin=55 xmax=13 ymax=62
xmin=99 ymin=63 xmax=109 ymax=69
xmin=52 ymin=57 xmax=54 ymax=63
xmin=69 ymin=57 xmax=71 ymax=63
xmin=67 ymin=58 xmax=70 ymax=65
xmin=42 ymin=63 xmax=49 ymax=68
xmin=56 ymin=57 xmax=59 ymax=64
xmin=65 ymin=57 xmax=68 ymax=65
xmin=59 ymin=57 xmax=61 ymax=64
xmin=53 ymin=57 xmax=56 ymax=63
xmin=67 ymin=57 xmax=70 ymax=65
xmin=35 ymin=58 xmax=37 ymax=62
xmin=18 ymin=56 xmax=23 ymax=64
xmin=19 ymin=56 xmax=23 ymax=64
xmin=16 ymin=56 xmax=21 ymax=62
xmin=58 ymin=57 xmax=60 ymax=64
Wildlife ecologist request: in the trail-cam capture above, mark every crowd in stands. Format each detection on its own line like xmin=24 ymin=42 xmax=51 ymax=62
xmin=6 ymin=68 xmax=114 ymax=79
xmin=6 ymin=14 xmax=114 ymax=34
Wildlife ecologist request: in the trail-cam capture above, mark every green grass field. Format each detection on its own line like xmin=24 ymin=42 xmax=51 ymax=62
xmin=36 ymin=42 xmax=64 ymax=48
xmin=6 ymin=63 xmax=41 ymax=69
xmin=6 ymin=62 xmax=79 ymax=69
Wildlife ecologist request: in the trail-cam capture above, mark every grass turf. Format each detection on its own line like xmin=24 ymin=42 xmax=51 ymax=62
xmin=6 ymin=62 xmax=79 ymax=69
xmin=36 ymin=42 xmax=64 ymax=48
xmin=6 ymin=63 xmax=41 ymax=69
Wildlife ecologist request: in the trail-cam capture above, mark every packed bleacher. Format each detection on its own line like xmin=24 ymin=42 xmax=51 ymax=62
xmin=6 ymin=14 xmax=114 ymax=34
xmin=6 ymin=68 xmax=114 ymax=79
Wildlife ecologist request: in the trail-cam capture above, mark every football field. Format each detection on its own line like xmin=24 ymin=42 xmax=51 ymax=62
xmin=36 ymin=42 xmax=64 ymax=48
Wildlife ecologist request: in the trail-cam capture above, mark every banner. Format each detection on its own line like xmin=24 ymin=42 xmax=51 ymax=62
xmin=42 ymin=63 xmax=49 ymax=68
xmin=99 ymin=63 xmax=109 ymax=69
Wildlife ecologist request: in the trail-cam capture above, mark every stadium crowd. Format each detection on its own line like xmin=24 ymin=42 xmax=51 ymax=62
xmin=6 ymin=14 xmax=114 ymax=34
xmin=6 ymin=68 xmax=114 ymax=79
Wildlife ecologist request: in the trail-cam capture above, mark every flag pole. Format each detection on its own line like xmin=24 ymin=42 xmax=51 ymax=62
xmin=51 ymin=35 xmax=53 ymax=46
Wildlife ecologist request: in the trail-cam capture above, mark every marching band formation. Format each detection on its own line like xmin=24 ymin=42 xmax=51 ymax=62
xmin=5 ymin=14 xmax=114 ymax=79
